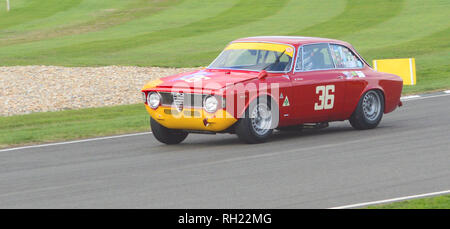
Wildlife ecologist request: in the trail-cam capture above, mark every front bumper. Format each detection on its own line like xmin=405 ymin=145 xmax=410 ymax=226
xmin=145 ymin=105 xmax=237 ymax=132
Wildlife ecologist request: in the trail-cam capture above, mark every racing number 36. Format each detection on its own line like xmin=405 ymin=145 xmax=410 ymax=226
xmin=314 ymin=85 xmax=335 ymax=110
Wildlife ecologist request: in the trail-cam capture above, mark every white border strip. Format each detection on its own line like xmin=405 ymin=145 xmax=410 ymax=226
xmin=400 ymin=95 xmax=420 ymax=100
xmin=0 ymin=132 xmax=151 ymax=152
xmin=330 ymin=189 xmax=450 ymax=209
xmin=409 ymin=58 xmax=414 ymax=85
xmin=401 ymin=93 xmax=450 ymax=101
xmin=444 ymin=90 xmax=450 ymax=94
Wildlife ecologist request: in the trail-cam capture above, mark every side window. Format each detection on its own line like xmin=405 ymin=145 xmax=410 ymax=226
xmin=302 ymin=43 xmax=334 ymax=71
xmin=295 ymin=46 xmax=302 ymax=71
xmin=330 ymin=44 xmax=363 ymax=68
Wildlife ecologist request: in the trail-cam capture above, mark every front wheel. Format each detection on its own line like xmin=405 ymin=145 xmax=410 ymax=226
xmin=150 ymin=117 xmax=188 ymax=144
xmin=349 ymin=90 xmax=384 ymax=130
xmin=236 ymin=97 xmax=275 ymax=144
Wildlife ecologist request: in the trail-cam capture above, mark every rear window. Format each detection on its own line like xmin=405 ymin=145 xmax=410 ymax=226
xmin=330 ymin=44 xmax=363 ymax=69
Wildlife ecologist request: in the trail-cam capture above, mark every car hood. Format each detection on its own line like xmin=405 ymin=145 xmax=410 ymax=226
xmin=143 ymin=69 xmax=259 ymax=91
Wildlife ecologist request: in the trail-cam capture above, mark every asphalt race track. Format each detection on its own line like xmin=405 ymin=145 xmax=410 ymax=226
xmin=0 ymin=93 xmax=449 ymax=208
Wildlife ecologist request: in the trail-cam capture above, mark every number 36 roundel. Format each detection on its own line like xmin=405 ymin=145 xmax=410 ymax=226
xmin=314 ymin=85 xmax=335 ymax=110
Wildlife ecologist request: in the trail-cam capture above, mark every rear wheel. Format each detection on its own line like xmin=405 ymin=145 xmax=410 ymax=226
xmin=349 ymin=90 xmax=384 ymax=130
xmin=236 ymin=97 xmax=274 ymax=144
xmin=150 ymin=117 xmax=188 ymax=144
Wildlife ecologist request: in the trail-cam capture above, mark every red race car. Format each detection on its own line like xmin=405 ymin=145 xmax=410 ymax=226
xmin=142 ymin=36 xmax=403 ymax=144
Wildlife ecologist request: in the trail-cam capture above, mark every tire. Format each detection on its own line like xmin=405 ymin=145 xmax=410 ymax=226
xmin=236 ymin=97 xmax=275 ymax=144
xmin=349 ymin=90 xmax=384 ymax=130
xmin=150 ymin=117 xmax=188 ymax=144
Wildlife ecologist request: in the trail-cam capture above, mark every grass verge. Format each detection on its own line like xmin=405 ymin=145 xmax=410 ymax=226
xmin=366 ymin=195 xmax=450 ymax=209
xmin=0 ymin=104 xmax=149 ymax=149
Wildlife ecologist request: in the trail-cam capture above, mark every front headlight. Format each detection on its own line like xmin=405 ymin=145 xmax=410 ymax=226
xmin=204 ymin=95 xmax=218 ymax=113
xmin=147 ymin=92 xmax=161 ymax=109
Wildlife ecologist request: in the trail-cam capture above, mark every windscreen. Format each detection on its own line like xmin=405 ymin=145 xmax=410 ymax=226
xmin=208 ymin=42 xmax=294 ymax=72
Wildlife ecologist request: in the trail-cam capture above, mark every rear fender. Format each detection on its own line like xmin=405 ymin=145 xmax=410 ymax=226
xmin=352 ymin=85 xmax=386 ymax=114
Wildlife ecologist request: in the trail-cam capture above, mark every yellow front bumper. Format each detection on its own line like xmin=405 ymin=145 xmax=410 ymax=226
xmin=145 ymin=105 xmax=237 ymax=132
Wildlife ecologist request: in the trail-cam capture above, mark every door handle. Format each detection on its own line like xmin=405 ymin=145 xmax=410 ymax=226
xmin=337 ymin=75 xmax=345 ymax=79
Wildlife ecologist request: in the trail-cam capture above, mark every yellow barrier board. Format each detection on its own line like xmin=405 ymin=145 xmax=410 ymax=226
xmin=373 ymin=58 xmax=416 ymax=85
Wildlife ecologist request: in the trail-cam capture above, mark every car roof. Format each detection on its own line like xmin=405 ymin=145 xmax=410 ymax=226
xmin=232 ymin=36 xmax=351 ymax=47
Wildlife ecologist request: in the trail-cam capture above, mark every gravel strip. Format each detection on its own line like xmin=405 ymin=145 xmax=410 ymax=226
xmin=0 ymin=66 xmax=198 ymax=116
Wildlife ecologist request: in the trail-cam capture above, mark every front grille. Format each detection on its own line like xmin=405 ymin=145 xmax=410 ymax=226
xmin=159 ymin=92 xmax=207 ymax=108
xmin=173 ymin=92 xmax=184 ymax=111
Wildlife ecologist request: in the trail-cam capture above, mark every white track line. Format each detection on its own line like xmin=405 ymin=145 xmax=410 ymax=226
xmin=0 ymin=132 xmax=151 ymax=152
xmin=400 ymin=95 xmax=420 ymax=100
xmin=329 ymin=189 xmax=450 ymax=209
xmin=401 ymin=93 xmax=450 ymax=101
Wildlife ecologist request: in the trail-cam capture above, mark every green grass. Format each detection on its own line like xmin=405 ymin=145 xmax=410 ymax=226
xmin=0 ymin=0 xmax=448 ymax=91
xmin=367 ymin=195 xmax=450 ymax=209
xmin=0 ymin=0 xmax=183 ymax=46
xmin=0 ymin=0 xmax=449 ymax=147
xmin=0 ymin=104 xmax=149 ymax=148
xmin=0 ymin=0 xmax=82 ymax=29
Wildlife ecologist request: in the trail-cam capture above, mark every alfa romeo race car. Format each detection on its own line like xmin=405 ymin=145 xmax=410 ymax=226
xmin=142 ymin=36 xmax=403 ymax=144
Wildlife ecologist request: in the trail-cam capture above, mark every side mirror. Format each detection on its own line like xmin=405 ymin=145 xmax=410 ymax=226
xmin=258 ymin=70 xmax=268 ymax=80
